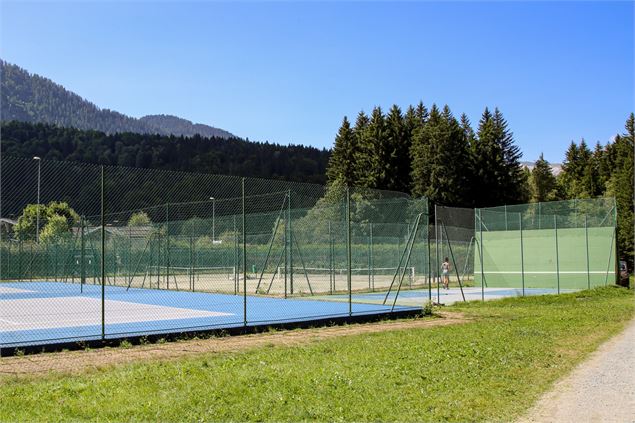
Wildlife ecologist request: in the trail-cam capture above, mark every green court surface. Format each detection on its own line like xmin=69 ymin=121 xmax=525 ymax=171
xmin=475 ymin=227 xmax=616 ymax=289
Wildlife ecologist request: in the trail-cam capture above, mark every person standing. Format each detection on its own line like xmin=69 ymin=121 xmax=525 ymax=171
xmin=441 ymin=257 xmax=450 ymax=289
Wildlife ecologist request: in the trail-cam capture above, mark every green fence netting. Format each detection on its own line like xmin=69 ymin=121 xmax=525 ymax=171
xmin=0 ymin=156 xmax=429 ymax=348
xmin=475 ymin=198 xmax=617 ymax=293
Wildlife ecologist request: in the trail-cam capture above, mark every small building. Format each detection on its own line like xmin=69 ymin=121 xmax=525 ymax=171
xmin=0 ymin=217 xmax=17 ymax=238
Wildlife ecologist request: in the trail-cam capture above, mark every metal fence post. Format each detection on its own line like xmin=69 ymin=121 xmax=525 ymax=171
xmin=367 ymin=223 xmax=372 ymax=291
xmin=233 ymin=215 xmax=237 ymax=294
xmin=288 ymin=189 xmax=293 ymax=295
xmin=614 ymin=201 xmax=619 ymax=285
xmin=100 ymin=166 xmax=106 ymax=340
xmin=435 ymin=204 xmax=440 ymax=302
xmin=346 ymin=187 xmax=352 ymax=316
xmin=166 ymin=202 xmax=170 ymax=290
xmin=519 ymin=213 xmax=525 ymax=297
xmin=427 ymin=211 xmax=432 ymax=303
xmin=504 ymin=205 xmax=508 ymax=231
xmin=555 ymin=215 xmax=560 ymax=294
xmin=328 ymin=221 xmax=333 ymax=294
xmin=283 ymin=194 xmax=288 ymax=299
xmin=242 ymin=178 xmax=247 ymax=326
xmin=604 ymin=228 xmax=615 ymax=286
xmin=478 ymin=209 xmax=485 ymax=302
xmin=80 ymin=216 xmax=86 ymax=291
xmin=585 ymin=214 xmax=590 ymax=289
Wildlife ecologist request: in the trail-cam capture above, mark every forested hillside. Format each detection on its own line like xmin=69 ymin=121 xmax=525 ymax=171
xmin=138 ymin=115 xmax=234 ymax=139
xmin=0 ymin=61 xmax=235 ymax=138
xmin=0 ymin=121 xmax=329 ymax=183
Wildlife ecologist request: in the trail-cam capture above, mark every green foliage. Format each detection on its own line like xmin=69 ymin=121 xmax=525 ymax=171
xmin=13 ymin=204 xmax=45 ymax=240
xmin=326 ymin=103 xmax=527 ymax=209
xmin=326 ymin=117 xmax=356 ymax=186
xmin=411 ymin=105 xmax=471 ymax=206
xmin=470 ymin=108 xmax=526 ymax=207
xmin=558 ymin=140 xmax=600 ymax=199
xmin=127 ymin=211 xmax=151 ymax=227
xmin=0 ymin=288 xmax=632 ymax=422
xmin=360 ymin=107 xmax=387 ymax=189
xmin=13 ymin=201 xmax=79 ymax=241
xmin=39 ymin=214 xmax=71 ymax=243
xmin=557 ymin=114 xmax=634 ymax=267
xmin=604 ymin=114 xmax=634 ymax=267
xmin=529 ymin=154 xmax=559 ymax=202
xmin=384 ymin=105 xmax=411 ymax=193
xmin=179 ymin=217 xmax=209 ymax=236
xmin=0 ymin=120 xmax=329 ymax=185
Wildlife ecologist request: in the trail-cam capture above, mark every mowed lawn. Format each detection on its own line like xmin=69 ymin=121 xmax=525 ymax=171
xmin=1 ymin=287 xmax=633 ymax=422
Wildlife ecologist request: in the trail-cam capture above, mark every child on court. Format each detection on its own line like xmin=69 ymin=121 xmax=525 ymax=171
xmin=441 ymin=257 xmax=450 ymax=289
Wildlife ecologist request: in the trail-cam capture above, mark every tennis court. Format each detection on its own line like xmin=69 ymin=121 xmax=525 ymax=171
xmin=0 ymin=281 xmax=420 ymax=348
xmin=313 ymin=285 xmax=580 ymax=307
xmin=0 ymin=157 xmax=619 ymax=352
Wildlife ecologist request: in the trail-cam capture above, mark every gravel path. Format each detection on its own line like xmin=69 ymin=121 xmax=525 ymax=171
xmin=519 ymin=318 xmax=635 ymax=423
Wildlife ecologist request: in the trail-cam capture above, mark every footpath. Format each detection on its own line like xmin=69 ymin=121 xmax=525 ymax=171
xmin=519 ymin=318 xmax=635 ymax=423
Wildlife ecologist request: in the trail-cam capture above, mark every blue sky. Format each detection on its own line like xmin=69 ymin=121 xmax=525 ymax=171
xmin=1 ymin=1 xmax=633 ymax=163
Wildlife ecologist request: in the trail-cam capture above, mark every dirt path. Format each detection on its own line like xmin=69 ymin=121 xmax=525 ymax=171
xmin=518 ymin=318 xmax=635 ymax=423
xmin=0 ymin=313 xmax=467 ymax=378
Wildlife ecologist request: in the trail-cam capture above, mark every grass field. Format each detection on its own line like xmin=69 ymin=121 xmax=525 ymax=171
xmin=0 ymin=286 xmax=633 ymax=422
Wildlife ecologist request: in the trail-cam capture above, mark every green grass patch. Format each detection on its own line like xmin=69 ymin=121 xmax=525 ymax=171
xmin=1 ymin=286 xmax=633 ymax=422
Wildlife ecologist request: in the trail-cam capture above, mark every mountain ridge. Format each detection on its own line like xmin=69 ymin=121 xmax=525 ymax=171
xmin=0 ymin=60 xmax=236 ymax=139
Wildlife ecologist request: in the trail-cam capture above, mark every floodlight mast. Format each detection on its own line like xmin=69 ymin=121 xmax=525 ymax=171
xmin=33 ymin=156 xmax=41 ymax=243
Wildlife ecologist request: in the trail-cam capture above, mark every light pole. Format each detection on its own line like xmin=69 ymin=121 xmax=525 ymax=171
xmin=210 ymin=197 xmax=215 ymax=242
xmin=33 ymin=156 xmax=41 ymax=243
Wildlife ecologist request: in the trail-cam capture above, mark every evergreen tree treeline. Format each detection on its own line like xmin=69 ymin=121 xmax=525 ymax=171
xmin=0 ymin=121 xmax=329 ymax=184
xmin=327 ymin=102 xmax=527 ymax=208
xmin=328 ymin=107 xmax=634 ymax=266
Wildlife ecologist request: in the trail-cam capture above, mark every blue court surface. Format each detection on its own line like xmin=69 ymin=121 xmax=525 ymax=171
xmin=0 ymin=282 xmax=420 ymax=348
xmin=323 ymin=286 xmax=580 ymax=306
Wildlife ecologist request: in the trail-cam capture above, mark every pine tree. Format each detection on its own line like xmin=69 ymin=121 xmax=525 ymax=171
xmin=459 ymin=113 xmax=476 ymax=205
xmin=384 ymin=105 xmax=410 ymax=192
xmin=414 ymin=101 xmax=429 ymax=124
xmin=470 ymin=107 xmax=501 ymax=207
xmin=530 ymin=154 xmax=558 ymax=202
xmin=410 ymin=105 xmax=470 ymax=205
xmin=558 ymin=141 xmax=581 ymax=198
xmin=404 ymin=105 xmax=416 ymax=133
xmin=358 ymin=107 xmax=386 ymax=189
xmin=605 ymin=113 xmax=634 ymax=267
xmin=492 ymin=108 xmax=525 ymax=204
xmin=558 ymin=139 xmax=598 ymax=198
xmin=460 ymin=113 xmax=475 ymax=142
xmin=351 ymin=111 xmax=370 ymax=186
xmin=411 ymin=105 xmax=440 ymax=198
xmin=326 ymin=116 xmax=356 ymax=186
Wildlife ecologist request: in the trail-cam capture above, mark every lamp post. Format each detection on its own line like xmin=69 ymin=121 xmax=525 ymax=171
xmin=210 ymin=197 xmax=215 ymax=242
xmin=33 ymin=156 xmax=41 ymax=243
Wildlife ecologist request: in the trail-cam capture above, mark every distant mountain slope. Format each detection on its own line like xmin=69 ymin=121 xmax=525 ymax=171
xmin=522 ymin=160 xmax=563 ymax=175
xmin=0 ymin=60 xmax=236 ymax=138
xmin=139 ymin=114 xmax=234 ymax=139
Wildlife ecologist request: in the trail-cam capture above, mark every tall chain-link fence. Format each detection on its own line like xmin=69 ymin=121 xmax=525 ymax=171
xmin=0 ymin=155 xmax=618 ymax=350
xmin=0 ymin=156 xmax=429 ymax=349
xmin=475 ymin=198 xmax=617 ymax=296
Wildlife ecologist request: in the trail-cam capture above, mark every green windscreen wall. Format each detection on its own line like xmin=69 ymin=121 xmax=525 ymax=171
xmin=474 ymin=198 xmax=617 ymax=291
